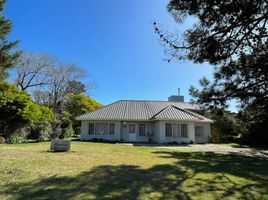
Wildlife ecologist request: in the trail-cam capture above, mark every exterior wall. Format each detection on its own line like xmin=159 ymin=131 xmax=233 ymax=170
xmin=155 ymin=121 xmax=211 ymax=144
xmin=152 ymin=121 xmax=161 ymax=143
xmin=80 ymin=120 xmax=121 ymax=141
xmin=80 ymin=120 xmax=211 ymax=144
xmin=194 ymin=123 xmax=211 ymax=143
xmin=121 ymin=121 xmax=153 ymax=142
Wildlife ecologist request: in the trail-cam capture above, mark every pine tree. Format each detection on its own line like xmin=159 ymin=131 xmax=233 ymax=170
xmin=0 ymin=0 xmax=20 ymax=81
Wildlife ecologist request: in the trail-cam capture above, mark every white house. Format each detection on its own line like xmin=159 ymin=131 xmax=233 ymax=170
xmin=76 ymin=97 xmax=213 ymax=144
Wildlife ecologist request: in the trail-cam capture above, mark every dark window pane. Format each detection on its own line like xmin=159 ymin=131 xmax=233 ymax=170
xmin=95 ymin=123 xmax=108 ymax=135
xmin=129 ymin=124 xmax=135 ymax=133
xmin=165 ymin=123 xmax=172 ymax=137
xmin=139 ymin=124 xmax=145 ymax=136
xmin=88 ymin=123 xmax=94 ymax=135
xmin=195 ymin=126 xmax=203 ymax=137
xmin=181 ymin=124 xmax=188 ymax=138
xmin=109 ymin=124 xmax=115 ymax=135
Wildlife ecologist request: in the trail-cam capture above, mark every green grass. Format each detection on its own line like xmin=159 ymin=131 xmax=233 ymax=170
xmin=0 ymin=141 xmax=268 ymax=200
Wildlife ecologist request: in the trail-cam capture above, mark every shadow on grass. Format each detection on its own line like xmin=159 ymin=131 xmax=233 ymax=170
xmin=5 ymin=152 xmax=268 ymax=200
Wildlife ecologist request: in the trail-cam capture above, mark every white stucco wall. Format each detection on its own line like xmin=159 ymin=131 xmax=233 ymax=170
xmin=194 ymin=123 xmax=211 ymax=143
xmin=154 ymin=121 xmax=211 ymax=144
xmin=80 ymin=120 xmax=121 ymax=141
xmin=80 ymin=120 xmax=211 ymax=144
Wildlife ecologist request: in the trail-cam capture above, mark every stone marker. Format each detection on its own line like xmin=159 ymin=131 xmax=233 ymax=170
xmin=50 ymin=139 xmax=71 ymax=152
xmin=0 ymin=136 xmax=5 ymax=144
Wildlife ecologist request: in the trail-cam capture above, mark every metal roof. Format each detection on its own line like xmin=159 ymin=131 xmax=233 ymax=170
xmin=76 ymin=100 xmax=212 ymax=122
xmin=151 ymin=105 xmax=212 ymax=122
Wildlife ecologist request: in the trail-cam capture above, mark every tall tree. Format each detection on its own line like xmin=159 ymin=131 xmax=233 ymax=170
xmin=155 ymin=0 xmax=268 ymax=144
xmin=0 ymin=0 xmax=20 ymax=80
xmin=14 ymin=52 xmax=53 ymax=91
xmin=45 ymin=64 xmax=85 ymax=113
xmin=154 ymin=0 xmax=268 ymax=64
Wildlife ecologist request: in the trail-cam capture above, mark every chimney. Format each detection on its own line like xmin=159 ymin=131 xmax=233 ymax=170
xmin=168 ymin=88 xmax=184 ymax=102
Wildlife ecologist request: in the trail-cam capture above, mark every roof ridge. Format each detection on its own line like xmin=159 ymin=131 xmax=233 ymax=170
xmin=150 ymin=105 xmax=172 ymax=120
xmin=171 ymin=105 xmax=204 ymax=120
xmin=119 ymin=99 xmax=197 ymax=104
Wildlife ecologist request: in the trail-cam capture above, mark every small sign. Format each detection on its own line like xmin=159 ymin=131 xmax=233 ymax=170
xmin=50 ymin=139 xmax=71 ymax=152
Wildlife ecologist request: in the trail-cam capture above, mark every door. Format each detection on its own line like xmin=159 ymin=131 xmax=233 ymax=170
xmin=128 ymin=124 xmax=136 ymax=142
xmin=195 ymin=126 xmax=204 ymax=143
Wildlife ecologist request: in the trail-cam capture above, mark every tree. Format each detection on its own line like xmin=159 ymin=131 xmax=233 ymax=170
xmin=154 ymin=0 xmax=268 ymax=64
xmin=205 ymin=110 xmax=237 ymax=143
xmin=62 ymin=93 xmax=102 ymax=134
xmin=13 ymin=52 xmax=53 ymax=91
xmin=45 ymin=64 xmax=85 ymax=113
xmin=65 ymin=80 xmax=86 ymax=95
xmin=0 ymin=82 xmax=43 ymax=138
xmin=155 ymin=1 xmax=268 ymax=144
xmin=189 ymin=44 xmax=268 ymax=109
xmin=11 ymin=52 xmax=89 ymax=112
xmin=0 ymin=0 xmax=20 ymax=80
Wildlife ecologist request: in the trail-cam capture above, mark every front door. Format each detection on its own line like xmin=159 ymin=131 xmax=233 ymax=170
xmin=128 ymin=124 xmax=136 ymax=142
xmin=195 ymin=126 xmax=204 ymax=143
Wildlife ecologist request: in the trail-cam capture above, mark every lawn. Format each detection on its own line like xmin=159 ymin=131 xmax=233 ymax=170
xmin=0 ymin=141 xmax=268 ymax=200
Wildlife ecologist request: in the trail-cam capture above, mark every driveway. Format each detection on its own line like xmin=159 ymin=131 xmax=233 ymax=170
xmin=128 ymin=143 xmax=268 ymax=158
xmin=156 ymin=144 xmax=268 ymax=158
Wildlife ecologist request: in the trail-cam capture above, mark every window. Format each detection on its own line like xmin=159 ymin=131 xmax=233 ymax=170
xmin=181 ymin=124 xmax=188 ymax=138
xmin=195 ymin=126 xmax=203 ymax=137
xmin=88 ymin=123 xmax=94 ymax=135
xmin=95 ymin=123 xmax=108 ymax=135
xmin=173 ymin=124 xmax=180 ymax=137
xmin=109 ymin=124 xmax=115 ymax=135
xmin=128 ymin=124 xmax=135 ymax=133
xmin=165 ymin=123 xmax=172 ymax=137
xmin=139 ymin=124 xmax=145 ymax=136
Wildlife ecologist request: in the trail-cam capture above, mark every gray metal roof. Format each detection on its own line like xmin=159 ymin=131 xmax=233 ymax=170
xmin=151 ymin=105 xmax=212 ymax=122
xmin=76 ymin=100 xmax=212 ymax=122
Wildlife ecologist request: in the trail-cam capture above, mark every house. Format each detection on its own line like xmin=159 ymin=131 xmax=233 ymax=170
xmin=76 ymin=96 xmax=213 ymax=144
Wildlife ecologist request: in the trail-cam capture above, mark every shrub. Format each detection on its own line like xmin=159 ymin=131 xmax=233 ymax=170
xmin=28 ymin=121 xmax=52 ymax=141
xmin=50 ymin=119 xmax=61 ymax=139
xmin=8 ymin=134 xmax=26 ymax=144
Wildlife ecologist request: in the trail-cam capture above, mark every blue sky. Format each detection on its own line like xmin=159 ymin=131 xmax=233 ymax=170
xmin=4 ymin=0 xmax=222 ymax=108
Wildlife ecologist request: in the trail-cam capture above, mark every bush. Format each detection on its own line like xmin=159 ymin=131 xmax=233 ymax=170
xmin=8 ymin=134 xmax=26 ymax=144
xmin=28 ymin=121 xmax=52 ymax=141
xmin=50 ymin=119 xmax=61 ymax=139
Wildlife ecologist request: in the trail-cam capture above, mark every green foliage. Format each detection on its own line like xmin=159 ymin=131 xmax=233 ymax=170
xmin=59 ymin=111 xmax=74 ymax=138
xmin=50 ymin=119 xmax=62 ymax=139
xmin=0 ymin=0 xmax=20 ymax=80
xmin=0 ymin=82 xmax=44 ymax=139
xmin=158 ymin=1 xmax=268 ymax=145
xmin=62 ymin=93 xmax=102 ymax=135
xmin=206 ymin=110 xmax=237 ymax=143
xmin=63 ymin=93 xmax=102 ymax=117
xmin=8 ymin=134 xmax=25 ymax=144
xmin=39 ymin=106 xmax=54 ymax=122
xmin=65 ymin=80 xmax=86 ymax=95
xmin=156 ymin=0 xmax=268 ymax=64
xmin=29 ymin=120 xmax=52 ymax=141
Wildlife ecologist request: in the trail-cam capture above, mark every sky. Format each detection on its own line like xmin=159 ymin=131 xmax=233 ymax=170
xmin=4 ymin=0 xmax=228 ymax=109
